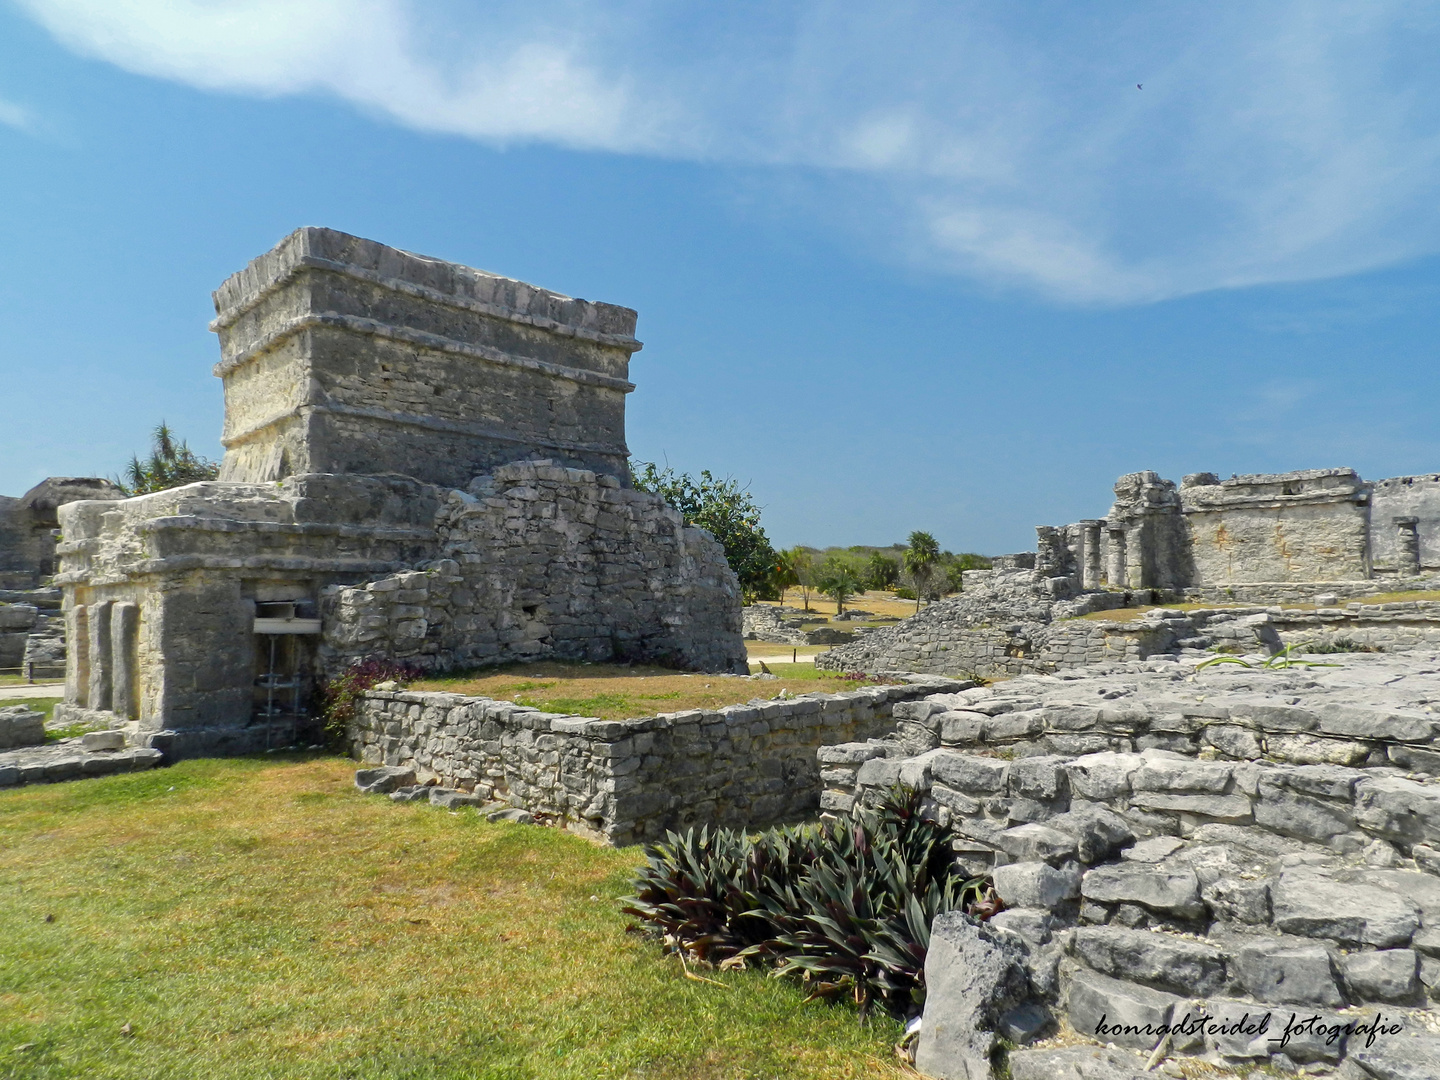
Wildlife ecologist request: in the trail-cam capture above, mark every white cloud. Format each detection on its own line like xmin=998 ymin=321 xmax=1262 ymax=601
xmin=0 ymin=96 xmax=31 ymax=130
xmin=16 ymin=0 xmax=1440 ymax=303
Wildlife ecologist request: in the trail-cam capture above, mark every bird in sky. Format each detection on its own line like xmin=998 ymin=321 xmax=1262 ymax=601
xmin=1137 ymin=83 xmax=1143 ymax=89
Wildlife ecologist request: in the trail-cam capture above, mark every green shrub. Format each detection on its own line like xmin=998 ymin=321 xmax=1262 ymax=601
xmin=622 ymin=787 xmax=995 ymax=1020
xmin=319 ymin=657 xmax=420 ymax=745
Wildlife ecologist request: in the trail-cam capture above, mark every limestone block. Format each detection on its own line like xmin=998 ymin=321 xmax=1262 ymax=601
xmin=1046 ymin=806 xmax=1134 ymax=864
xmin=993 ymin=861 xmax=1082 ymax=909
xmin=1271 ymin=872 xmax=1419 ymax=947
xmin=1069 ymin=925 xmax=1228 ymax=997
xmin=1232 ymin=938 xmax=1343 ymax=1007
xmin=1130 ymin=753 xmax=1233 ymax=793
xmin=1253 ymin=783 xmax=1354 ymax=842
xmin=1065 ymin=968 xmax=1180 ymax=1051
xmin=355 ymin=766 xmax=418 ymax=794
xmin=995 ymin=823 xmax=1079 ymax=867
xmin=1065 ymin=752 xmax=1144 ymax=801
xmin=1354 ymin=776 xmax=1440 ymax=847
xmin=929 ymin=751 xmax=1008 ymax=793
xmin=914 ymin=912 xmax=1029 ymax=1080
xmin=1340 ymin=948 xmax=1420 ymax=1004
xmin=0 ymin=706 xmax=45 ymax=749
xmin=1006 ymin=1046 xmax=1150 ymax=1080
xmin=1080 ymin=865 xmax=1204 ymax=919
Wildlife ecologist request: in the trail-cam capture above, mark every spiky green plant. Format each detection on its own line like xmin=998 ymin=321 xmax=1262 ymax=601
xmin=1197 ymin=642 xmax=1340 ymax=671
xmin=622 ymin=787 xmax=995 ymax=1020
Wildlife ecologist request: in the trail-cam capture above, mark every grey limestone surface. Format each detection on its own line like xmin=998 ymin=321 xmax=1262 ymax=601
xmin=822 ymin=652 xmax=1440 ymax=1077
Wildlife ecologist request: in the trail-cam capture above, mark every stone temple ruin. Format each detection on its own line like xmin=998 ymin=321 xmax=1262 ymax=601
xmin=0 ymin=477 xmax=123 ymax=678
xmin=6 ymin=229 xmax=1440 ymax=1077
xmin=45 ymin=227 xmax=746 ymax=757
xmin=820 ymin=467 xmax=1440 ymax=679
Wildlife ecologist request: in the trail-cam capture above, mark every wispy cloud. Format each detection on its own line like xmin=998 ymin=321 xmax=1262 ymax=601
xmin=0 ymin=96 xmax=31 ymax=130
xmin=16 ymin=1 xmax=1440 ymax=304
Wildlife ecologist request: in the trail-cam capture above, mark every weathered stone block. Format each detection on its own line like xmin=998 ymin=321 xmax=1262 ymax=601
xmin=1080 ymin=865 xmax=1204 ymax=920
xmin=1070 ymin=925 xmax=1228 ymax=996
xmin=1232 ymin=938 xmax=1343 ymax=1007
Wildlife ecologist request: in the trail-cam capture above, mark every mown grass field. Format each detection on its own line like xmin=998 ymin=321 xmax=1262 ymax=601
xmin=412 ymin=662 xmax=893 ymax=721
xmin=0 ymin=756 xmax=908 ymax=1079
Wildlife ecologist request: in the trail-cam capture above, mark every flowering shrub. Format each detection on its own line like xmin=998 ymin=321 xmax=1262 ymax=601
xmin=320 ymin=657 xmax=421 ymax=745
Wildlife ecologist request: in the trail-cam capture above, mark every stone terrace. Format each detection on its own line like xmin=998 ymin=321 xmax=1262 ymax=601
xmin=822 ymin=652 xmax=1440 ymax=1074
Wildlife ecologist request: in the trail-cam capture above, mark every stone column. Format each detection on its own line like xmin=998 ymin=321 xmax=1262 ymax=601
xmin=1035 ymin=526 xmax=1065 ymax=576
xmin=1395 ymin=517 xmax=1421 ymax=576
xmin=1080 ymin=520 xmax=1104 ymax=590
xmin=110 ymin=602 xmax=139 ymax=721
xmin=1106 ymin=525 xmax=1127 ymax=587
xmin=67 ymin=604 xmax=89 ymax=708
xmin=87 ymin=599 xmax=113 ymax=713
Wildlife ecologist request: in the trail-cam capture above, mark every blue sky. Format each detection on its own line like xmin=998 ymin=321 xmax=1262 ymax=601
xmin=1 ymin=2 xmax=1439 ymax=555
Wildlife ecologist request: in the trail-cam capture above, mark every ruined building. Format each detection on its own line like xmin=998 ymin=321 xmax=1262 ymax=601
xmin=822 ymin=467 xmax=1440 ymax=678
xmin=0 ymin=477 xmax=123 ymax=590
xmin=0 ymin=477 xmax=124 ymax=677
xmin=51 ymin=227 xmax=747 ymax=756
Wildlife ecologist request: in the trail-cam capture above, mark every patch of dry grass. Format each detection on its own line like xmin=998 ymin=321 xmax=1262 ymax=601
xmin=411 ymin=662 xmax=895 ymax=720
xmin=0 ymin=756 xmax=908 ymax=1079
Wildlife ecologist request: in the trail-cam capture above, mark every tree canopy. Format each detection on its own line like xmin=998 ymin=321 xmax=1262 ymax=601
xmin=630 ymin=461 xmax=779 ymax=602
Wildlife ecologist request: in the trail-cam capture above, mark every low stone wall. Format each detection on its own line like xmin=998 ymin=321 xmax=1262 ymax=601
xmin=349 ymin=677 xmax=962 ymax=846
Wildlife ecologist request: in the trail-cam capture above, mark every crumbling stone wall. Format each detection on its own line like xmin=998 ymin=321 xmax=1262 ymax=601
xmin=822 ymin=466 xmax=1440 ymax=680
xmin=0 ymin=478 xmax=123 ymax=590
xmin=322 ymin=460 xmax=745 ymax=675
xmin=1106 ymin=468 xmax=1440 ymax=590
xmin=348 ymin=678 xmax=960 ymax=845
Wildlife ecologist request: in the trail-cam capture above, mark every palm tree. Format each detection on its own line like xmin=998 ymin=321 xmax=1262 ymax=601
xmin=119 ymin=422 xmax=220 ymax=495
xmin=903 ymin=531 xmax=940 ymax=614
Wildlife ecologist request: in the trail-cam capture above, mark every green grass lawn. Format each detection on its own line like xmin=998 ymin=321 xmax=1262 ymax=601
xmin=0 ymin=756 xmax=907 ymax=1080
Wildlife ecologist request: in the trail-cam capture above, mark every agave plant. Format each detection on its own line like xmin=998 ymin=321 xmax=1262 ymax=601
xmin=1197 ymin=642 xmax=1340 ymax=671
xmin=622 ymin=786 xmax=996 ymax=1020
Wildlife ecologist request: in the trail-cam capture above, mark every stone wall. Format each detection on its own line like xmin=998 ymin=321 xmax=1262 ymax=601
xmin=820 ymin=654 xmax=1440 ymax=1071
xmin=0 ymin=588 xmax=63 ymax=676
xmin=821 ymin=595 xmax=1440 ymax=680
xmin=1371 ymin=473 xmax=1440 ymax=572
xmin=212 ymin=227 xmax=641 ymax=488
xmin=55 ymin=463 xmax=744 ymax=756
xmin=1178 ymin=470 xmax=1371 ymax=585
xmin=348 ymin=677 xmax=961 ymax=845
xmin=322 ymin=459 xmax=746 ymax=676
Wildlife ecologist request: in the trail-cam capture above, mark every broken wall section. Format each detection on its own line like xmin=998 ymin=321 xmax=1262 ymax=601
xmin=322 ymin=459 xmax=748 ymax=676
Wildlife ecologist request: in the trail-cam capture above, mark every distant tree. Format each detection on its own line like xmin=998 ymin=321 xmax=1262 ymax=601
xmin=117 ymin=422 xmax=220 ymax=495
xmin=865 ymin=551 xmax=901 ymax=591
xmin=902 ymin=531 xmax=941 ymax=614
xmin=774 ymin=547 xmax=814 ymax=609
xmin=630 ymin=461 xmax=778 ymax=603
xmin=814 ymin=554 xmax=863 ymax=615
